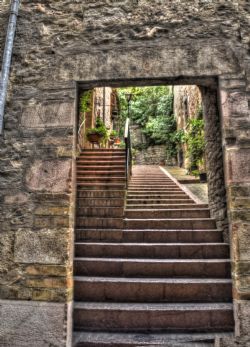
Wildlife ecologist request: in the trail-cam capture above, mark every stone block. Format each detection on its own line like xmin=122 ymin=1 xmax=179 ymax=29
xmin=0 ymin=233 xmax=14 ymax=274
xmin=4 ymin=193 xmax=29 ymax=205
xmin=21 ymin=100 xmax=74 ymax=128
xmin=231 ymin=222 xmax=250 ymax=262
xmin=26 ymin=276 xmax=72 ymax=289
xmin=31 ymin=288 xmax=72 ymax=302
xmin=25 ymin=159 xmax=71 ymax=193
xmin=14 ymin=229 xmax=70 ymax=264
xmin=225 ymin=148 xmax=250 ymax=184
xmin=0 ymin=300 xmax=72 ymax=347
xmin=25 ymin=264 xmax=69 ymax=277
xmin=234 ymin=300 xmax=250 ymax=338
xmin=34 ymin=206 xmax=69 ymax=216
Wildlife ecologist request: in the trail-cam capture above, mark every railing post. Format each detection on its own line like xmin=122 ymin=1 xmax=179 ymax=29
xmin=124 ymin=118 xmax=132 ymax=189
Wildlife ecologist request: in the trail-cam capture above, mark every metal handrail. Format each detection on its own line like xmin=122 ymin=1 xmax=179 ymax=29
xmin=124 ymin=118 xmax=132 ymax=189
xmin=78 ymin=118 xmax=86 ymax=150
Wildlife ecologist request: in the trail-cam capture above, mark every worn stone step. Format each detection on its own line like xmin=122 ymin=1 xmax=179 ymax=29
xmin=77 ymin=157 xmax=125 ymax=162
xmin=74 ymin=258 xmax=231 ymax=278
xmin=127 ymin=195 xmax=191 ymax=200
xmin=127 ymin=192 xmax=189 ymax=196
xmin=77 ymin=171 xmax=126 ymax=177
xmin=80 ymin=149 xmax=125 ymax=152
xmin=128 ymin=187 xmax=182 ymax=191
xmin=75 ymin=242 xmax=229 ymax=259
xmin=77 ymin=207 xmax=124 ymax=218
xmin=126 ymin=204 xmax=205 ymax=209
xmin=74 ymin=277 xmax=232 ymax=302
xmin=77 ymin=166 xmax=126 ymax=171
xmin=124 ymin=218 xmax=216 ymax=230
xmin=125 ymin=209 xmax=210 ymax=219
xmin=78 ymin=198 xmax=124 ymax=207
xmin=77 ymin=183 xmax=126 ymax=190
xmin=77 ymin=151 xmax=126 ymax=158
xmin=77 ymin=176 xmax=126 ymax=183
xmin=74 ymin=302 xmax=234 ymax=332
xmin=73 ymin=331 xmax=233 ymax=347
xmin=76 ymin=218 xmax=123 ymax=229
xmin=128 ymin=182 xmax=178 ymax=185
xmin=77 ymin=161 xmax=125 ymax=166
xmin=77 ymin=190 xmax=125 ymax=199
xmin=126 ymin=199 xmax=194 ymax=205
xmin=75 ymin=229 xmax=223 ymax=243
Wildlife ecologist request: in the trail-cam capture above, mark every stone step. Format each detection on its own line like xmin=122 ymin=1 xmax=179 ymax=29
xmin=77 ymin=161 xmax=125 ymax=166
xmin=78 ymin=152 xmax=126 ymax=157
xmin=77 ymin=183 xmax=126 ymax=190
xmin=127 ymin=192 xmax=189 ymax=196
xmin=77 ymin=157 xmax=125 ymax=162
xmin=126 ymin=199 xmax=194 ymax=205
xmin=78 ymin=198 xmax=124 ymax=207
xmin=129 ymin=181 xmax=175 ymax=184
xmin=77 ymin=166 xmax=126 ymax=171
xmin=74 ymin=277 xmax=232 ymax=302
xmin=125 ymin=209 xmax=210 ymax=219
xmin=77 ymin=190 xmax=125 ymax=198
xmin=75 ymin=242 xmax=229 ymax=259
xmin=77 ymin=177 xmax=126 ymax=183
xmin=80 ymin=148 xmax=125 ymax=154
xmin=73 ymin=331 xmax=233 ymax=347
xmin=74 ymin=258 xmax=231 ymax=278
xmin=124 ymin=218 xmax=216 ymax=230
xmin=75 ymin=229 xmax=223 ymax=243
xmin=77 ymin=171 xmax=126 ymax=177
xmin=128 ymin=187 xmax=182 ymax=191
xmin=125 ymin=204 xmax=205 ymax=209
xmin=77 ymin=207 xmax=124 ymax=218
xmin=127 ymin=195 xmax=191 ymax=200
xmin=74 ymin=302 xmax=234 ymax=332
xmin=76 ymin=218 xmax=123 ymax=229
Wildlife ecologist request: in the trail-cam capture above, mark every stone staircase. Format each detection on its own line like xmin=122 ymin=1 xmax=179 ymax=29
xmin=73 ymin=159 xmax=234 ymax=346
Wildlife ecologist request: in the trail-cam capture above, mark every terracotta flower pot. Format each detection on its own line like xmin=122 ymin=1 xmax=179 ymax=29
xmin=87 ymin=133 xmax=103 ymax=143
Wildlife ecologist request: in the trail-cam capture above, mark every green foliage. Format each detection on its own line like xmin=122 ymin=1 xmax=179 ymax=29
xmin=110 ymin=130 xmax=118 ymax=137
xmin=184 ymin=118 xmax=205 ymax=172
xmin=118 ymin=86 xmax=173 ymax=127
xmin=79 ymin=90 xmax=92 ymax=114
xmin=144 ymin=114 xmax=177 ymax=158
xmin=118 ymin=86 xmax=177 ymax=159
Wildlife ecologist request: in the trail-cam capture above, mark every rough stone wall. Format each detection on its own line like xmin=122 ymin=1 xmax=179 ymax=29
xmin=174 ymin=85 xmax=229 ymax=241
xmin=200 ymin=87 xmax=229 ymax=241
xmin=0 ymin=0 xmax=249 ymax=346
xmin=134 ymin=145 xmax=167 ymax=165
xmin=173 ymin=85 xmax=203 ymax=169
xmin=93 ymin=87 xmax=113 ymax=129
xmin=174 ymin=85 xmax=202 ymax=131
xmin=130 ymin=125 xmax=168 ymax=165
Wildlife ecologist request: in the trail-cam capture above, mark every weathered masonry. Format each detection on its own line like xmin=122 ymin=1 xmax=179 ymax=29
xmin=0 ymin=1 xmax=250 ymax=346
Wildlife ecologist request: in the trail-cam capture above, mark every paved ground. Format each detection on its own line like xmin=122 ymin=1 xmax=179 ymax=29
xmin=164 ymin=166 xmax=208 ymax=204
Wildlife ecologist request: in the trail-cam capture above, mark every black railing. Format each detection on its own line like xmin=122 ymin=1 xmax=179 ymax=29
xmin=124 ymin=118 xmax=132 ymax=189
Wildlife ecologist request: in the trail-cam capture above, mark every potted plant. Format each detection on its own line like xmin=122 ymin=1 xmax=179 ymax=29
xmin=198 ymin=158 xmax=207 ymax=183
xmin=109 ymin=130 xmax=118 ymax=140
xmin=86 ymin=117 xmax=108 ymax=145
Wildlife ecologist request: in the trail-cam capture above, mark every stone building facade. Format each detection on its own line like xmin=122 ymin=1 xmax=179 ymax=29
xmin=174 ymin=85 xmax=203 ymax=169
xmin=0 ymin=1 xmax=250 ymax=346
xmin=78 ymin=87 xmax=118 ymax=149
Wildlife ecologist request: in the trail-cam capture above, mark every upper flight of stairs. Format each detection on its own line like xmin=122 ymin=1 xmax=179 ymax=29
xmin=73 ymin=159 xmax=234 ymax=347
